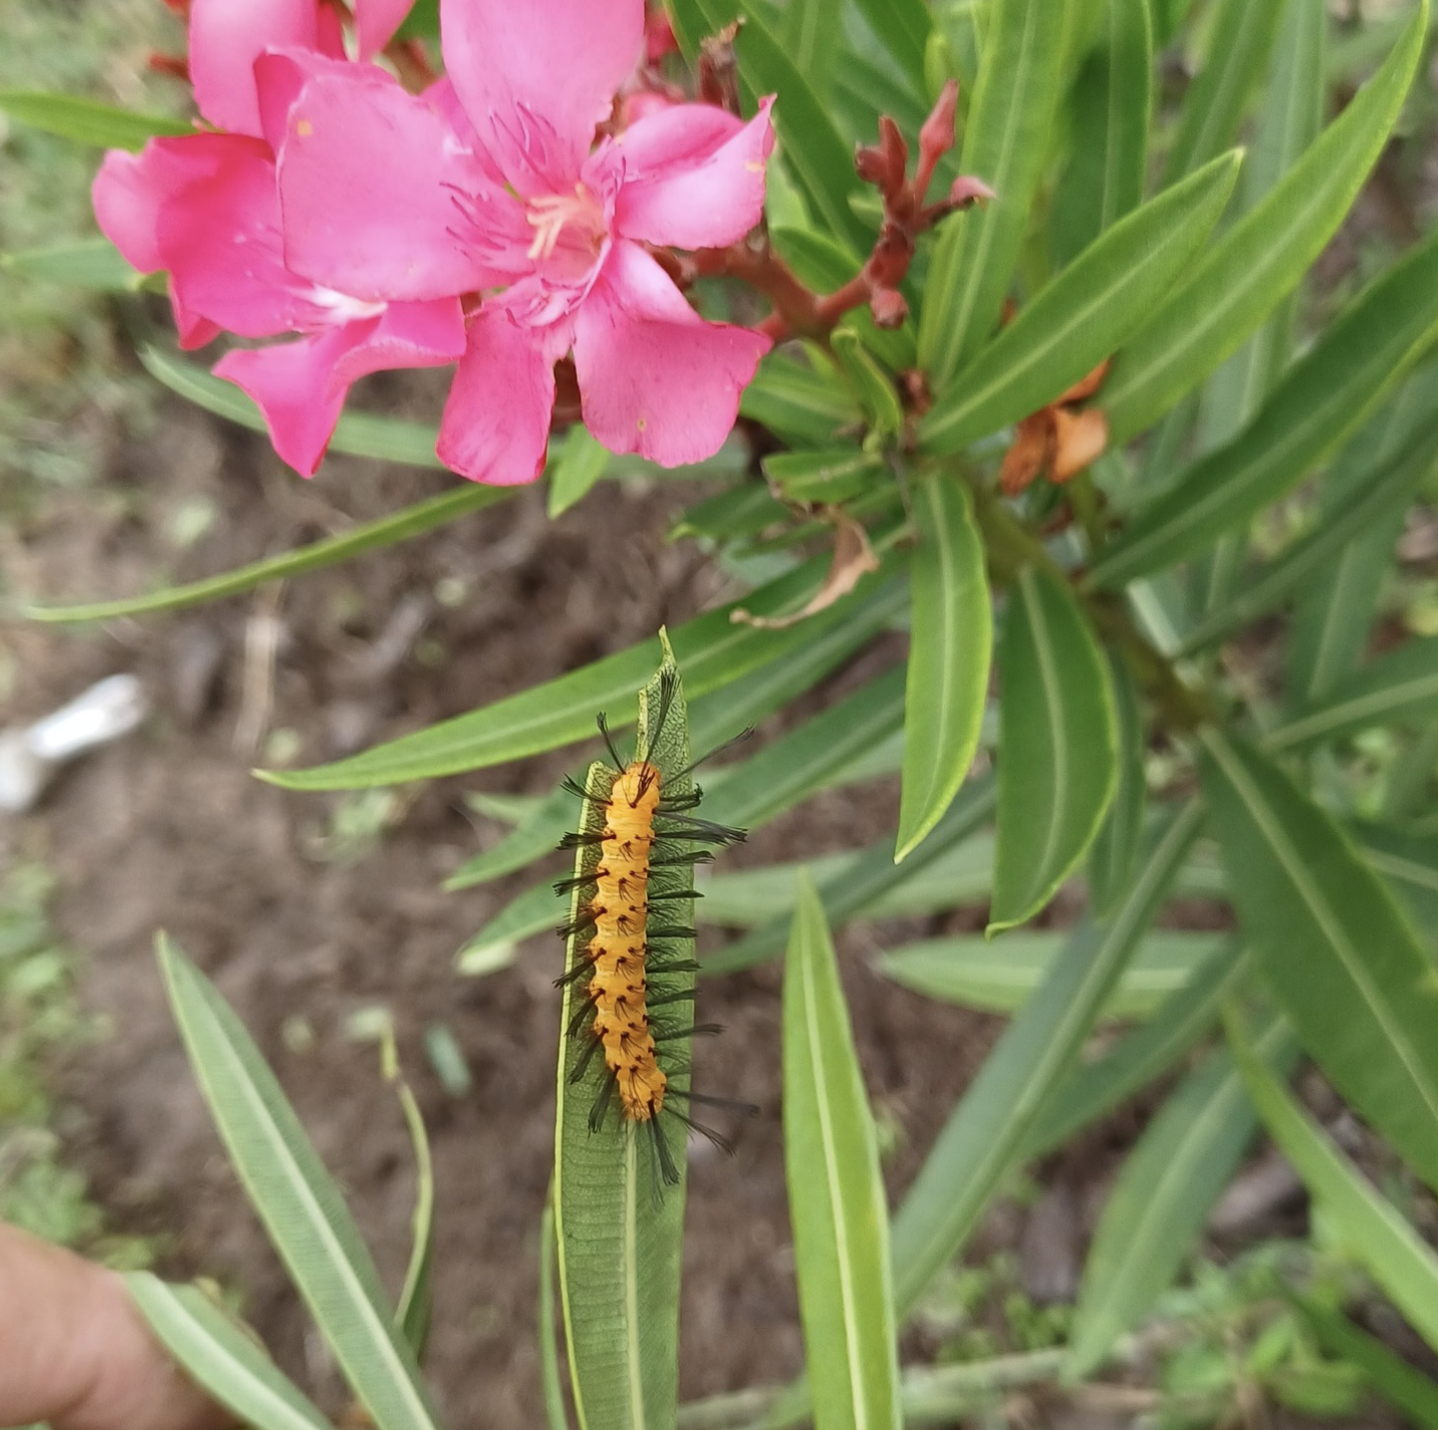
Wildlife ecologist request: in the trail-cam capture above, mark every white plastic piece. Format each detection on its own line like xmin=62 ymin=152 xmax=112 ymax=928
xmin=0 ymin=675 xmax=148 ymax=814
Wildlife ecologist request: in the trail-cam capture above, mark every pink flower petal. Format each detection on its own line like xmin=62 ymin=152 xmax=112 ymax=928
xmin=92 ymin=137 xmax=232 ymax=275
xmin=155 ymin=137 xmax=325 ymax=339
xmin=188 ymin=0 xmax=320 ymax=137
xmin=437 ymin=311 xmax=556 ymax=484
xmin=214 ymin=327 xmax=369 ymax=477
xmin=573 ymin=241 xmax=770 ymax=466
xmin=93 ymin=134 xmax=262 ymax=348
xmin=216 ymin=301 xmax=465 ymax=477
xmin=440 ymin=0 xmax=644 ymax=190
xmin=355 ymin=0 xmax=413 ymax=58
xmin=278 ymin=67 xmax=529 ymax=303
xmin=254 ymin=46 xmax=355 ymax=153
xmin=329 ymin=298 xmax=468 ymax=387
xmin=608 ymin=98 xmax=774 ymax=251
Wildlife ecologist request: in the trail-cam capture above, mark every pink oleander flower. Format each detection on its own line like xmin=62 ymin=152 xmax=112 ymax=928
xmin=275 ymin=0 xmax=776 ymax=484
xmin=92 ymin=0 xmax=465 ymax=476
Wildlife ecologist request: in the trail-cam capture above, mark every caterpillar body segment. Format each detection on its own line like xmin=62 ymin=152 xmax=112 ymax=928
xmin=556 ymin=667 xmax=750 ymax=1197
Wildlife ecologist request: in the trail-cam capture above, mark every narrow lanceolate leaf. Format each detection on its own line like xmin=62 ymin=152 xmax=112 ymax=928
xmin=917 ymin=0 xmax=1069 ymax=387
xmin=1230 ymin=1020 xmax=1438 ymax=1354
xmin=850 ymin=0 xmax=930 ymax=89
xmin=1091 ymin=226 xmax=1438 ymax=590
xmin=1289 ymin=367 xmax=1438 ymax=704
xmin=389 ymin=1053 xmax=435 ymax=1357
xmin=878 ymin=930 xmax=1229 ymax=1019
xmin=555 ymin=650 xmax=692 ymax=1430
xmin=784 ymin=879 xmax=901 ymax=1430
xmin=1179 ymin=421 xmax=1438 ymax=655
xmin=1065 ymin=1015 xmax=1296 ymax=1377
xmin=705 ymin=666 xmax=907 ymax=834
xmin=1293 ymin=1300 xmax=1438 ymax=1430
xmin=1088 ymin=659 xmax=1146 ymax=918
xmin=155 ymin=937 xmax=442 ymax=1430
xmin=140 ymin=346 xmax=447 ymax=468
xmin=264 ymin=558 xmax=900 ymax=789
xmin=1269 ymin=639 xmax=1438 ymax=754
xmin=548 ymin=425 xmax=610 ymax=518
xmin=922 ymin=152 xmax=1239 ymax=452
xmin=1100 ymin=2 xmax=1428 ymax=445
xmin=708 ymin=778 xmax=997 ymax=977
xmin=1161 ymin=0 xmax=1285 ymax=183
xmin=26 ymin=485 xmax=509 ymax=623
xmin=1195 ymin=0 xmax=1327 ymax=454
xmin=782 ymin=0 xmax=842 ymax=97
xmin=1051 ymin=0 xmax=1153 ymax=265
xmin=891 ymin=805 xmax=1203 ymax=1315
xmin=1024 ymin=941 xmax=1249 ymax=1158
xmin=126 ymin=1276 xmax=335 ymax=1430
xmin=990 ymin=566 xmax=1118 ymax=933
xmin=0 ymin=90 xmax=191 ymax=148
xmin=1 ymin=237 xmax=143 ymax=291
xmin=1200 ymin=732 xmax=1438 ymax=1195
xmin=897 ymin=476 xmax=992 ymax=862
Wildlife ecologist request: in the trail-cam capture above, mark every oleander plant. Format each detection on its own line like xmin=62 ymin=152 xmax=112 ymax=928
xmin=6 ymin=0 xmax=1438 ymax=1426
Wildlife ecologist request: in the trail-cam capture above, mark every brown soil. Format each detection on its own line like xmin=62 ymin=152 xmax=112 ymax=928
xmin=2 ymin=389 xmax=1002 ymax=1426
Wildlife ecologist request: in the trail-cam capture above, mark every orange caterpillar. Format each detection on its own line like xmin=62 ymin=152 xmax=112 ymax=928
xmin=556 ymin=671 xmax=750 ymax=1191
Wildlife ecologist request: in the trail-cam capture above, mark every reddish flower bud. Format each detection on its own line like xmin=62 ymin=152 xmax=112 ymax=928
xmin=870 ymin=287 xmax=908 ymax=329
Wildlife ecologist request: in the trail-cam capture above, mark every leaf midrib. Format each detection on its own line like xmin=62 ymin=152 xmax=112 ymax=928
xmin=1206 ymin=735 xmax=1438 ymax=1141
xmin=801 ymin=932 xmax=871 ymax=1430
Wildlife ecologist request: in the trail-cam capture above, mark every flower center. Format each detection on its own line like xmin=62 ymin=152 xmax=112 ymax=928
xmin=525 ymin=184 xmax=607 ymax=265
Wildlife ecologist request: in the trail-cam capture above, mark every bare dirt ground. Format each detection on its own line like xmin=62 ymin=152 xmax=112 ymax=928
xmin=2 ymin=388 xmax=1005 ymax=1426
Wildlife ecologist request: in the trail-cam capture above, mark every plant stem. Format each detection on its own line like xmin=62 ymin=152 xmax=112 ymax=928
xmin=964 ymin=472 xmax=1213 ymax=734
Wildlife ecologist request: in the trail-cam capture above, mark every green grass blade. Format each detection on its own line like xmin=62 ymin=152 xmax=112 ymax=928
xmin=891 ymin=803 xmax=1203 ymax=1315
xmin=386 ymin=1043 xmax=435 ymax=1358
xmin=1100 ymin=2 xmax=1427 ymax=445
xmin=1271 ymin=638 xmax=1438 ymax=755
xmin=784 ymin=879 xmax=901 ymax=1430
xmin=126 ymin=1276 xmax=335 ymax=1430
xmin=1092 ymin=224 xmax=1438 ymax=589
xmin=1023 ymin=941 xmax=1250 ymax=1158
xmin=1 ymin=237 xmax=143 ymax=291
xmin=155 ymin=937 xmax=442 ymax=1430
xmin=26 ymin=485 xmax=508 ymax=623
xmin=140 ymin=345 xmax=448 ymax=468
xmin=1229 ymin=1014 xmax=1438 ymax=1354
xmin=1065 ymin=1014 xmax=1296 ymax=1377
xmin=1160 ymin=0 xmax=1284 ymax=183
xmin=922 ymin=152 xmax=1239 ymax=452
xmin=555 ymin=645 xmax=693 ymax=1430
xmin=0 ymin=90 xmax=191 ymax=148
xmin=990 ymin=565 xmax=1118 ymax=933
xmin=896 ymin=475 xmax=991 ymax=862
xmin=1292 ymin=1299 xmax=1438 ymax=1429
xmin=917 ymin=0 xmax=1069 ymax=387
xmin=878 ymin=930 xmax=1228 ymax=1020
xmin=264 ymin=557 xmax=899 ymax=789
xmin=1201 ymin=732 xmax=1438 ymax=1194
